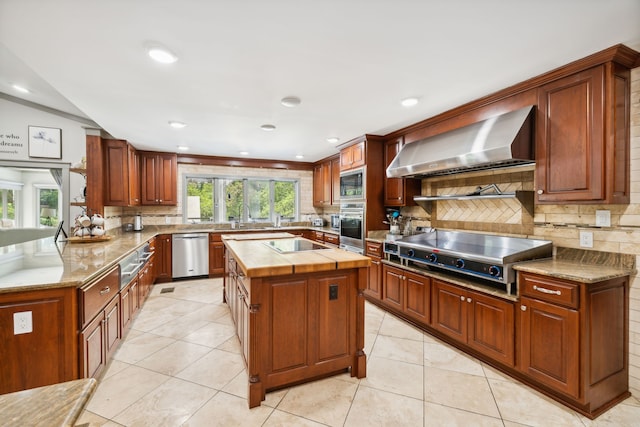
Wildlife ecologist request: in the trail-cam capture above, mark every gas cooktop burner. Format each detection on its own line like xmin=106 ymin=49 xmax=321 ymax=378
xmin=384 ymin=230 xmax=552 ymax=294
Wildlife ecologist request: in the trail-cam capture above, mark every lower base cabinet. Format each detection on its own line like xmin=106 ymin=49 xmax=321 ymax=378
xmin=431 ymin=279 xmax=514 ymax=366
xmin=517 ymin=272 xmax=629 ymax=414
xmin=369 ymin=261 xmax=630 ymax=418
xmin=0 ymin=287 xmax=78 ymax=394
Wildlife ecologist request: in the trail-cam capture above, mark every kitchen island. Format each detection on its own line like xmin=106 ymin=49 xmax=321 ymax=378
xmin=222 ymin=234 xmax=370 ymax=407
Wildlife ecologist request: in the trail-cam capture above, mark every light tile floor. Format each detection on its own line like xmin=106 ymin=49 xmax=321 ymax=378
xmin=77 ymin=278 xmax=640 ymax=426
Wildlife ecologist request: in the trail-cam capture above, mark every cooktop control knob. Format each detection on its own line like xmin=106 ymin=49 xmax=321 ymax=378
xmin=407 ymin=249 xmax=415 ymax=257
xmin=428 ymin=253 xmax=437 ymax=263
xmin=455 ymin=258 xmax=465 ymax=269
xmin=489 ymin=265 xmax=501 ymax=277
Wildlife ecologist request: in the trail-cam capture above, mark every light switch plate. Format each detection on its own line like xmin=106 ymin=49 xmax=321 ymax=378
xmin=580 ymin=231 xmax=594 ymax=248
xmin=595 ymin=210 xmax=611 ymax=227
xmin=14 ymin=311 xmax=33 ymax=335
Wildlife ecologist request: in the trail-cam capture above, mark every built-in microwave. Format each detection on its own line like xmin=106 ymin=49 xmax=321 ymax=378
xmin=339 ymin=167 xmax=365 ymax=200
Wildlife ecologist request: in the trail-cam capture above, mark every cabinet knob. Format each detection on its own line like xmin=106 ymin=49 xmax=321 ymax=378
xmin=460 ymin=295 xmax=465 ymax=301
xmin=521 ymin=305 xmax=527 ymax=311
xmin=159 ymin=199 xmax=163 ymax=203
xmin=537 ymin=189 xmax=544 ymax=195
xmin=467 ymin=297 xmax=472 ymax=303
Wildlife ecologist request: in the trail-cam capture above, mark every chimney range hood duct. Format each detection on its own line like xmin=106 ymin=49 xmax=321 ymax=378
xmin=386 ymin=105 xmax=535 ymax=178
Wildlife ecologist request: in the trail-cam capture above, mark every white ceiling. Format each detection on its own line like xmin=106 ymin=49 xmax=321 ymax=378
xmin=1 ymin=1 xmax=640 ymax=163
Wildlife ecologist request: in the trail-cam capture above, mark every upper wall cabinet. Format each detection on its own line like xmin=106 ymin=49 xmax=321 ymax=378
xmin=340 ymin=140 xmax=366 ymax=171
xmin=384 ymin=136 xmax=421 ymax=207
xmin=103 ymin=139 xmax=140 ymax=207
xmin=313 ymin=155 xmax=340 ymax=207
xmin=536 ymin=63 xmax=631 ymax=204
xmin=140 ymin=152 xmax=178 ymax=205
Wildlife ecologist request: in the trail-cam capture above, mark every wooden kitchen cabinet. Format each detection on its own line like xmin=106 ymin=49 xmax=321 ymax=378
xmin=323 ymin=232 xmax=339 ymax=247
xmin=384 ymin=136 xmax=420 ymax=206
xmin=432 ymin=279 xmax=515 ymax=366
xmin=140 ymin=151 xmax=178 ymax=205
xmin=313 ymin=156 xmax=339 ymax=207
xmin=79 ymin=266 xmax=121 ymax=379
xmin=382 ymin=263 xmax=430 ymax=323
xmin=340 ymin=140 xmax=365 ymax=170
xmin=331 ymin=156 xmax=341 ymax=204
xmin=155 ymin=234 xmax=172 ymax=283
xmin=120 ymin=276 xmax=139 ymax=333
xmin=536 ymin=63 xmax=630 ymax=204
xmin=0 ymin=287 xmax=78 ymax=394
xmin=103 ymin=139 xmax=140 ymax=206
xmin=209 ymin=233 xmax=225 ymax=276
xmin=364 ymin=241 xmax=382 ymax=300
xmin=517 ymin=272 xmax=629 ymax=414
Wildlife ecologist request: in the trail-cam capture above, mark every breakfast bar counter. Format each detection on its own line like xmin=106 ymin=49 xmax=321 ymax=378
xmin=222 ymin=235 xmax=370 ymax=407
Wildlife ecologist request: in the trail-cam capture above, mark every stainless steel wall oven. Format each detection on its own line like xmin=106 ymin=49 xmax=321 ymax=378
xmin=339 ymin=202 xmax=365 ymax=254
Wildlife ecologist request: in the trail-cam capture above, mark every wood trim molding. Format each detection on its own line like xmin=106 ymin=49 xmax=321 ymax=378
xmin=177 ymin=153 xmax=314 ymax=171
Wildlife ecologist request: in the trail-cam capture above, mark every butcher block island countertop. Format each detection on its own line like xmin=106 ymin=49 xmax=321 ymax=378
xmin=222 ymin=234 xmax=370 ymax=407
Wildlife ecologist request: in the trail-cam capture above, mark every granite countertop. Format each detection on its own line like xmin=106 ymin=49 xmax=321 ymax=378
xmin=225 ymin=236 xmax=370 ymax=277
xmin=0 ymin=225 xmax=327 ymax=294
xmin=513 ymin=259 xmax=635 ymax=283
xmin=0 ymin=378 xmax=96 ymax=427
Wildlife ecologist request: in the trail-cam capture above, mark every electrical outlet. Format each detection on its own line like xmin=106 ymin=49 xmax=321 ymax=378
xmin=579 ymin=231 xmax=593 ymax=248
xmin=165 ymin=216 xmax=171 ymax=224
xmin=14 ymin=311 xmax=33 ymax=335
xmin=329 ymin=284 xmax=338 ymax=300
xmin=595 ymin=210 xmax=611 ymax=227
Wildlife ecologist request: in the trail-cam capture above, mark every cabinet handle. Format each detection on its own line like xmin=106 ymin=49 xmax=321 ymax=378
xmin=467 ymin=297 xmax=472 ymax=303
xmin=100 ymin=286 xmax=111 ymax=295
xmin=537 ymin=189 xmax=544 ymax=195
xmin=533 ymin=285 xmax=561 ymax=296
xmin=460 ymin=295 xmax=465 ymax=301
xmin=521 ymin=305 xmax=527 ymax=311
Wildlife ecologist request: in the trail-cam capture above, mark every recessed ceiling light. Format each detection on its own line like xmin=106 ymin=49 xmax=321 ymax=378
xmin=295 ymin=154 xmax=304 ymax=159
xmin=12 ymin=84 xmax=30 ymax=94
xmin=281 ymin=96 xmax=301 ymax=107
xmin=177 ymin=145 xmax=189 ymax=151
xmin=147 ymin=44 xmax=178 ymax=64
xmin=326 ymin=137 xmax=340 ymax=144
xmin=168 ymin=121 xmax=186 ymax=129
xmin=401 ymin=97 xmax=420 ymax=107
xmin=239 ymin=151 xmax=249 ymax=156
xmin=260 ymin=124 xmax=276 ymax=131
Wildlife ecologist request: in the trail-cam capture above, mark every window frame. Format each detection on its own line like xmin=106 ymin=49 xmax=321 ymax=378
xmin=182 ymin=174 xmax=300 ymax=224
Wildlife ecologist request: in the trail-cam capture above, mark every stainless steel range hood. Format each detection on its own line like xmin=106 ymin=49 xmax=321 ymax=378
xmin=386 ymin=105 xmax=535 ymax=178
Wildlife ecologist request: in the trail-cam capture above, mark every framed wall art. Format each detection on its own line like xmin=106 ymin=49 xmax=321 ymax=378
xmin=28 ymin=126 xmax=62 ymax=159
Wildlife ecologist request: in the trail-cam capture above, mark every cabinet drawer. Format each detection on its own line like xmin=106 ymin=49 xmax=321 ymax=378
xmin=324 ymin=233 xmax=339 ymax=245
xmin=209 ymin=233 xmax=222 ymax=242
xmin=365 ymin=241 xmax=382 ymax=257
xmin=520 ymin=273 xmax=579 ymax=309
xmin=80 ymin=266 xmax=120 ymax=327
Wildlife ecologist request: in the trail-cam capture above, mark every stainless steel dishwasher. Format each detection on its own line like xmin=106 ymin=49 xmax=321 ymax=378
xmin=172 ymin=233 xmax=209 ymax=279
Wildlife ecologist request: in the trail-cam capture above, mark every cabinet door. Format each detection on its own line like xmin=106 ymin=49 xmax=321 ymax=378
xmin=104 ymin=296 xmax=121 ymax=360
xmin=155 ymin=234 xmax=172 ymax=282
xmin=121 ymin=282 xmax=132 ymax=332
xmin=382 ymin=264 xmax=403 ymax=311
xmin=384 ymin=137 xmax=404 ymax=206
xmin=156 ymin=153 xmax=177 ymax=205
xmin=322 ymin=160 xmax=332 ymax=206
xmin=331 ymin=157 xmax=341 ymax=204
xmin=80 ymin=313 xmax=105 ymax=379
xmin=209 ymin=242 xmax=224 ymax=276
xmin=366 ymin=256 xmax=381 ymax=300
xmin=140 ymin=153 xmax=177 ymax=205
xmin=128 ymin=145 xmax=140 ymax=205
xmin=536 ymin=66 xmax=605 ymax=202
xmin=405 ymin=271 xmax=430 ymax=323
xmin=313 ymin=164 xmax=324 ymax=207
xmin=350 ymin=141 xmax=366 ymax=169
xmin=467 ymin=291 xmax=514 ymax=366
xmin=431 ymin=280 xmax=467 ymax=341
xmin=103 ymin=139 xmax=130 ymax=206
xmin=519 ymin=296 xmax=579 ymax=398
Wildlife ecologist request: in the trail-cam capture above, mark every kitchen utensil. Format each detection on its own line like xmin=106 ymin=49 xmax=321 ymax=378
xmin=76 ymin=214 xmax=91 ymax=228
xmin=133 ymin=214 xmax=144 ymax=231
xmin=91 ymin=226 xmax=105 ymax=236
xmin=74 ymin=227 xmax=91 ymax=237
